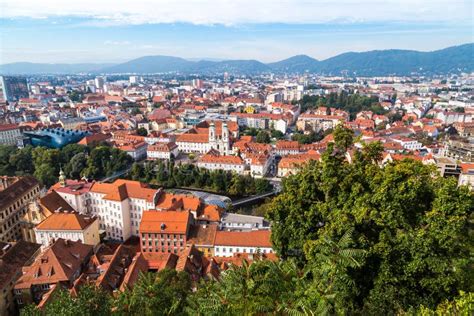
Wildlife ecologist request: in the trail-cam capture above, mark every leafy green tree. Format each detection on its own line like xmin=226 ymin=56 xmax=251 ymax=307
xmin=255 ymin=178 xmax=272 ymax=194
xmin=136 ymin=127 xmax=148 ymax=136
xmin=21 ymin=285 xmax=110 ymax=316
xmin=410 ymin=291 xmax=474 ymax=316
xmin=0 ymin=145 xmax=17 ymax=175
xmin=333 ymin=125 xmax=354 ymax=152
xmin=256 ymin=131 xmax=271 ymax=144
xmin=64 ymin=152 xmax=87 ymax=179
xmin=229 ymin=173 xmax=246 ymax=196
xmin=114 ymin=270 xmax=191 ymax=316
xmin=130 ymin=162 xmax=144 ymax=181
xmin=270 ymin=129 xmax=285 ymax=139
xmin=188 ymin=260 xmax=313 ymax=316
xmin=34 ymin=163 xmax=57 ymax=187
xmin=268 ymin=133 xmax=474 ymax=314
xmin=9 ymin=145 xmax=34 ymax=175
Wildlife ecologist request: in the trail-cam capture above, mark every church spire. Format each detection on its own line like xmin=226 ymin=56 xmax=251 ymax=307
xmin=59 ymin=168 xmax=66 ymax=187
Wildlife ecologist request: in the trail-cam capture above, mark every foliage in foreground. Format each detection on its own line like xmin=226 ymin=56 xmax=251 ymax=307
xmin=268 ymin=125 xmax=474 ymax=314
xmin=21 ymin=264 xmax=473 ymax=316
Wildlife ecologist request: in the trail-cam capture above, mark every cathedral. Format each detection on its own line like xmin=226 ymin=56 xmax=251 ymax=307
xmin=176 ymin=120 xmax=237 ymax=155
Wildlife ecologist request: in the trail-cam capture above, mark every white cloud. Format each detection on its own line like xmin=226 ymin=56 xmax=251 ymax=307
xmin=0 ymin=0 xmax=472 ymax=25
xmin=104 ymin=40 xmax=131 ymax=46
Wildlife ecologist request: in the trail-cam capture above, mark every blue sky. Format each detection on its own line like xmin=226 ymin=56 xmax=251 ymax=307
xmin=0 ymin=0 xmax=473 ymax=64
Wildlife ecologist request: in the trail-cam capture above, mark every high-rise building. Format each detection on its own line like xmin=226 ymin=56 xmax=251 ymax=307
xmin=94 ymin=76 xmax=105 ymax=90
xmin=129 ymin=76 xmax=140 ymax=84
xmin=0 ymin=76 xmax=29 ymax=102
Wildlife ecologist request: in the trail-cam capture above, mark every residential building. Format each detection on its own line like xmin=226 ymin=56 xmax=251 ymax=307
xmin=21 ymin=190 xmax=74 ymax=243
xmin=34 ymin=212 xmax=100 ymax=248
xmin=187 ymin=224 xmax=218 ymax=257
xmin=442 ymin=139 xmax=474 ymax=162
xmin=139 ymin=211 xmax=192 ymax=254
xmin=0 ymin=241 xmax=41 ymax=316
xmin=392 ymin=137 xmax=423 ymax=150
xmin=0 ymin=176 xmax=40 ymax=242
xmin=147 ymin=142 xmax=179 ymax=160
xmin=220 ymin=213 xmax=270 ymax=231
xmin=52 ymin=178 xmax=159 ymax=240
xmin=0 ymin=124 xmax=22 ymax=146
xmin=277 ymin=151 xmax=321 ymax=177
xmin=14 ymin=239 xmax=93 ymax=307
xmin=0 ymin=76 xmax=29 ymax=102
xmin=197 ymin=149 xmax=246 ymax=174
xmin=116 ymin=141 xmax=148 ymax=161
xmin=458 ymin=163 xmax=474 ymax=190
xmin=214 ymin=230 xmax=273 ymax=257
xmin=274 ymin=140 xmax=301 ymax=156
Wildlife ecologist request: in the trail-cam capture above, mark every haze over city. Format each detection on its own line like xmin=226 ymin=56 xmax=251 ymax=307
xmin=1 ymin=0 xmax=473 ymax=63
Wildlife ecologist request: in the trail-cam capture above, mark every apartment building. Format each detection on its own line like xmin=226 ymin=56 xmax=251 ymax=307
xmin=14 ymin=239 xmax=93 ymax=307
xmin=0 ymin=241 xmax=41 ymax=316
xmin=197 ymin=149 xmax=246 ymax=174
xmin=147 ymin=142 xmax=179 ymax=160
xmin=214 ymin=230 xmax=273 ymax=257
xmin=139 ymin=211 xmax=192 ymax=254
xmin=0 ymin=176 xmax=40 ymax=242
xmin=0 ymin=124 xmax=22 ymax=146
xmin=34 ymin=212 xmax=100 ymax=248
xmin=52 ymin=178 xmax=160 ymax=241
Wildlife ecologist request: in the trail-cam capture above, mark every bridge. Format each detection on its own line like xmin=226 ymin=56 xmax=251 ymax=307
xmin=231 ymin=188 xmax=280 ymax=207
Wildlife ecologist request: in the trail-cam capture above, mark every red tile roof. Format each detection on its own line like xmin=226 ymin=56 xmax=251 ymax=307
xmin=139 ymin=210 xmax=190 ymax=234
xmin=36 ymin=212 xmax=97 ymax=231
xmin=214 ymin=230 xmax=272 ymax=248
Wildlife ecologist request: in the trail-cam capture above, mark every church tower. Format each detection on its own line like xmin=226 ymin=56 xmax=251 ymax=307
xmin=209 ymin=121 xmax=216 ymax=149
xmin=59 ymin=168 xmax=66 ymax=187
xmin=222 ymin=122 xmax=230 ymax=155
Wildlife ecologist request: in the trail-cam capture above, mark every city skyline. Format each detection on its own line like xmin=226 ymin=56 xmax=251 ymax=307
xmin=0 ymin=0 xmax=473 ymax=64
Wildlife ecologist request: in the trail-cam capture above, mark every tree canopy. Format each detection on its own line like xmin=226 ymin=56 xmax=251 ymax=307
xmin=267 ymin=126 xmax=474 ymax=314
xmin=0 ymin=143 xmax=133 ymax=186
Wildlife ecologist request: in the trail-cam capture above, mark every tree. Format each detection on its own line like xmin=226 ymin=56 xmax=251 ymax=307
xmin=256 ymin=131 xmax=271 ymax=144
xmin=187 ymin=260 xmax=314 ymax=315
xmin=333 ymin=125 xmax=354 ymax=152
xmin=136 ymin=127 xmax=148 ymax=136
xmin=268 ymin=142 xmax=474 ymax=314
xmin=21 ymin=285 xmax=110 ymax=316
xmin=114 ymin=270 xmax=191 ymax=315
xmin=270 ymin=129 xmax=284 ymax=140
xmin=229 ymin=173 xmax=246 ymax=196
xmin=64 ymin=152 xmax=87 ymax=179
xmin=255 ymin=178 xmax=272 ymax=194
xmin=9 ymin=146 xmax=34 ymax=175
xmin=34 ymin=163 xmax=57 ymax=187
xmin=0 ymin=145 xmax=17 ymax=175
xmin=130 ymin=162 xmax=143 ymax=181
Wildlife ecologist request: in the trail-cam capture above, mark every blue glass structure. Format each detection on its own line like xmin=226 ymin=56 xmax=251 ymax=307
xmin=23 ymin=128 xmax=90 ymax=148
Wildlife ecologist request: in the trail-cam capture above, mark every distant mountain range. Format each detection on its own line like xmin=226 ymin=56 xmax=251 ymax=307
xmin=1 ymin=43 xmax=472 ymax=76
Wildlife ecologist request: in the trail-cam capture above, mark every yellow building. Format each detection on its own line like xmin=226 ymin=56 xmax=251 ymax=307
xmin=21 ymin=190 xmax=74 ymax=243
xmin=187 ymin=224 xmax=218 ymax=257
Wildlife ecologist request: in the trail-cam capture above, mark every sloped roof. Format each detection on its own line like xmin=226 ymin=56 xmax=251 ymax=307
xmin=15 ymin=239 xmax=93 ymax=289
xmin=36 ymin=212 xmax=97 ymax=231
xmin=214 ymin=230 xmax=272 ymax=248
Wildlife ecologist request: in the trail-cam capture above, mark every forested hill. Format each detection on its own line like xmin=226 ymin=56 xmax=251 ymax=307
xmin=1 ymin=43 xmax=472 ymax=75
